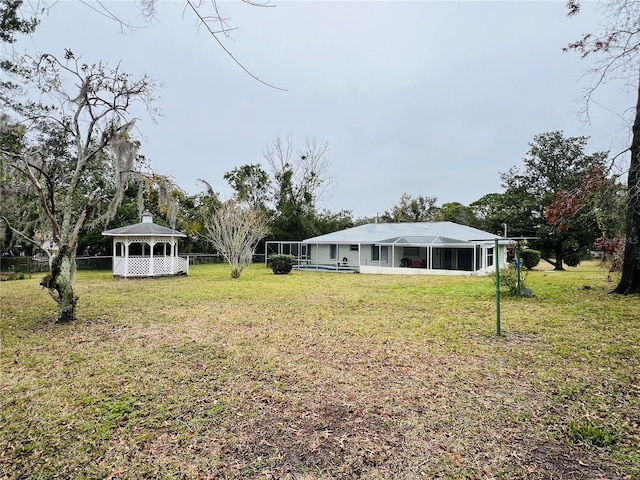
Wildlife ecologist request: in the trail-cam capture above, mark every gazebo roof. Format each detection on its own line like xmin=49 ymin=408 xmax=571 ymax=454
xmin=102 ymin=212 xmax=186 ymax=238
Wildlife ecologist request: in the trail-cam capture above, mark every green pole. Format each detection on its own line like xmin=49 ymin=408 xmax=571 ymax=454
xmin=515 ymin=241 xmax=521 ymax=296
xmin=495 ymin=238 xmax=501 ymax=336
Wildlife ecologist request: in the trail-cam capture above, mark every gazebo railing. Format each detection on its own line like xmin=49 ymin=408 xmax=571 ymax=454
xmin=113 ymin=256 xmax=189 ymax=277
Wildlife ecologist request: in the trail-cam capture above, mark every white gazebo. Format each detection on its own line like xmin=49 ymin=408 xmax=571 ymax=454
xmin=102 ymin=212 xmax=189 ymax=278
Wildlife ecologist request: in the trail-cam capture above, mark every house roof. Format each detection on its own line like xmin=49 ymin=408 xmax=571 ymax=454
xmin=303 ymin=222 xmax=501 ymax=245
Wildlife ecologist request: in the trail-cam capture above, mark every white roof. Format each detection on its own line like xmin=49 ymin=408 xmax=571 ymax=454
xmin=303 ymin=222 xmax=501 ymax=245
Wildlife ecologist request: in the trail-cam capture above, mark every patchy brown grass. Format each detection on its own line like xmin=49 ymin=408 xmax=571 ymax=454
xmin=1 ymin=261 xmax=638 ymax=479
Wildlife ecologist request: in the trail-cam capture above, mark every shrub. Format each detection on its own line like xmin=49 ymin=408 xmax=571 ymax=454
xmin=489 ymin=264 xmax=516 ymax=295
xmin=521 ymin=249 xmax=541 ymax=270
xmin=269 ymin=254 xmax=295 ymax=275
xmin=489 ymin=264 xmax=528 ymax=296
xmin=563 ymin=239 xmax=582 ymax=267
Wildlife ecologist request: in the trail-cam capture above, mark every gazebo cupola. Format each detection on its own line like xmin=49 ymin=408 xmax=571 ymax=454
xmin=102 ymin=212 xmax=189 ymax=278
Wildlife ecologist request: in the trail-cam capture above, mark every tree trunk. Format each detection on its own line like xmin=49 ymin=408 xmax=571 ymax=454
xmin=554 ymin=238 xmax=566 ymax=271
xmin=613 ymin=67 xmax=640 ymax=294
xmin=40 ymin=244 xmax=78 ymax=322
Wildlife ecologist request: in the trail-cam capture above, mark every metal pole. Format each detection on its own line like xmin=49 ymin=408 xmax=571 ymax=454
xmin=495 ymin=238 xmax=501 ymax=336
xmin=515 ymin=241 xmax=521 ymax=296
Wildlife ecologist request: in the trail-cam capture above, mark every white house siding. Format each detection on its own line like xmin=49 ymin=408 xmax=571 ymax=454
xmin=361 ymin=266 xmax=476 ymax=276
xmin=308 ymin=244 xmax=396 ymax=267
xmin=307 ymin=244 xmax=355 ymax=265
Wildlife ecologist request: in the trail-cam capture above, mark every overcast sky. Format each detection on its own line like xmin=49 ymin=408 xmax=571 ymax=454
xmin=12 ymin=1 xmax=634 ymax=219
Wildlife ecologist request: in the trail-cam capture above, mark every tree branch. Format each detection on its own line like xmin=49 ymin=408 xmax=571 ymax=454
xmin=185 ymin=0 xmax=287 ymax=91
xmin=0 ymin=215 xmax=52 ymax=262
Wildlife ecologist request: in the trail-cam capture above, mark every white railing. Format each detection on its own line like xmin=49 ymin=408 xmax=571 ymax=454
xmin=112 ymin=256 xmax=189 ymax=277
xmin=293 ymin=260 xmax=358 ymax=272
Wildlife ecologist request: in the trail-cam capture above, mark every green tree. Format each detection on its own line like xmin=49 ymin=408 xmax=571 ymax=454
xmin=469 ymin=193 xmax=511 ymax=236
xmin=309 ymin=209 xmax=354 ymax=236
xmin=566 ymin=0 xmax=640 ymax=293
xmin=501 ymin=131 xmax=608 ymax=270
xmin=380 ymin=193 xmax=439 ymax=222
xmin=0 ymin=0 xmax=37 ymax=66
xmin=0 ymin=0 xmax=37 ymax=44
xmin=437 ymin=202 xmax=479 ymax=226
xmin=224 ymin=163 xmax=270 ymax=212
xmin=77 ymin=174 xmax=191 ymax=256
xmin=224 ymin=160 xmax=353 ymax=241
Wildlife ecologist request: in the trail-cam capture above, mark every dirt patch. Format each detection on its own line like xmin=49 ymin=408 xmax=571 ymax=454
xmin=510 ymin=440 xmax=627 ymax=480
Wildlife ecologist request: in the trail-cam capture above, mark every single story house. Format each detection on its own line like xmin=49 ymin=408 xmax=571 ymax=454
xmin=266 ymin=222 xmax=510 ymax=276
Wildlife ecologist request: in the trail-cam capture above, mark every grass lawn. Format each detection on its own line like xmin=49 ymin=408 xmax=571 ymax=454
xmin=1 ymin=261 xmax=639 ymax=479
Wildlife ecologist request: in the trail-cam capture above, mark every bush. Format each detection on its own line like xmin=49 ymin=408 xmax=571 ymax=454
xmin=563 ymin=239 xmax=582 ymax=267
xmin=489 ymin=264 xmax=528 ymax=296
xmin=490 ymin=264 xmax=518 ymax=296
xmin=269 ymin=254 xmax=295 ymax=275
xmin=521 ymin=249 xmax=541 ymax=270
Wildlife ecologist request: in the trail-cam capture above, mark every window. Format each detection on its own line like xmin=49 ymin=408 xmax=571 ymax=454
xmin=330 ymin=244 xmax=337 ymax=260
xmin=129 ymin=242 xmax=150 ymax=256
xmin=371 ymin=245 xmax=388 ymax=262
xmin=487 ymin=247 xmax=494 ymax=267
xmin=153 ymin=243 xmax=166 ymax=256
xmin=350 ymin=244 xmax=359 ymax=252
xmin=403 ymin=247 xmax=419 ymax=256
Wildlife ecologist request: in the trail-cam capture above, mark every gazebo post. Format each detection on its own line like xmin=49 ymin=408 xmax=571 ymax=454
xmin=112 ymin=239 xmax=116 ymax=276
xmin=124 ymin=240 xmax=129 ymax=277
xmin=149 ymin=240 xmax=154 ymax=276
xmin=173 ymin=239 xmax=178 ymax=274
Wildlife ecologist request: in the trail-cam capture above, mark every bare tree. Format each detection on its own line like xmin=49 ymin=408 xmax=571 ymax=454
xmin=566 ymin=0 xmax=640 ymax=293
xmin=202 ymin=199 xmax=269 ymax=278
xmin=0 ymin=52 xmax=162 ymax=322
xmin=264 ymin=135 xmax=333 ymax=212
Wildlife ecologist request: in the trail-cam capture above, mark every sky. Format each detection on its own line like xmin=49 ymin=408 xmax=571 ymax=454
xmin=9 ymin=0 xmax=634 ymax=219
